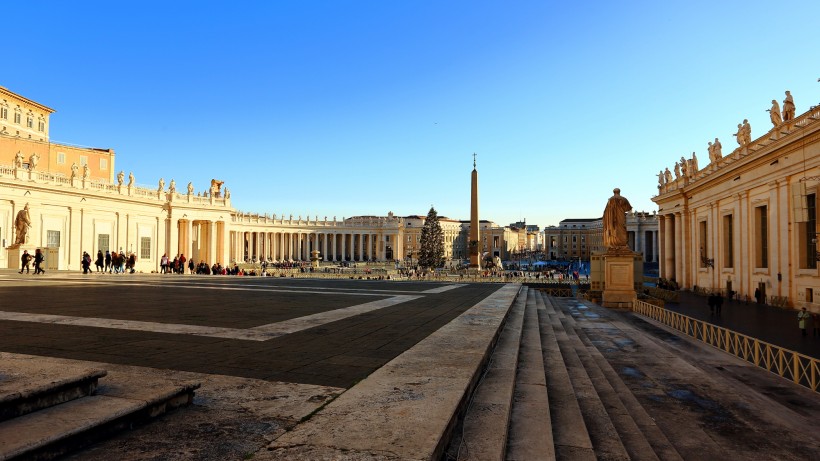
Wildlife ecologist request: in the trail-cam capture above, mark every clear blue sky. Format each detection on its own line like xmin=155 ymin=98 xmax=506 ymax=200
xmin=4 ymin=1 xmax=819 ymax=227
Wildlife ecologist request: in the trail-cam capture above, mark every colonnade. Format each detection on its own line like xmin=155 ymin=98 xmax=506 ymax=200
xmin=171 ymin=218 xmax=228 ymax=266
xmin=228 ymin=230 xmax=402 ymax=263
xmin=626 ymin=230 xmax=659 ymax=263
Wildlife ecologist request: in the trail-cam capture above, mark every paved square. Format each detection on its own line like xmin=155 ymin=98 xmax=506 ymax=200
xmin=0 ymin=274 xmax=502 ymax=388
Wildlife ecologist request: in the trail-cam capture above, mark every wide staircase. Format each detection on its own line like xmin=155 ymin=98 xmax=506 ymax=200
xmin=0 ymin=360 xmax=199 ymax=460
xmin=446 ymin=287 xmax=817 ymax=461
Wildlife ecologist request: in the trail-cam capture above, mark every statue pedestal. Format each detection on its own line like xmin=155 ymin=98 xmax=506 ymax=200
xmin=602 ymin=250 xmax=637 ymax=308
xmin=6 ymin=244 xmax=37 ymax=270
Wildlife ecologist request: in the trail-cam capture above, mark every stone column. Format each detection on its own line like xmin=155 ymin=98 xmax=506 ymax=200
xmin=671 ymin=213 xmax=681 ymax=285
xmin=323 ymin=233 xmax=328 ymax=261
xmin=168 ymin=217 xmax=179 ymax=258
xmin=340 ymin=233 xmax=346 ymax=262
xmin=208 ymin=221 xmax=217 ymax=264
xmin=185 ymin=220 xmax=193 ymax=262
xmin=653 ymin=230 xmax=659 ymax=263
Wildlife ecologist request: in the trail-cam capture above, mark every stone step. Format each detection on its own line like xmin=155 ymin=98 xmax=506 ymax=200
xmin=540 ymin=295 xmax=630 ymax=460
xmin=0 ymin=368 xmax=107 ymax=422
xmin=548 ymin=296 xmax=682 ymax=461
xmin=534 ymin=294 xmax=595 ymax=461
xmin=575 ymin=308 xmax=728 ymax=459
xmin=451 ymin=286 xmax=527 ymax=461
xmin=549 ymin=296 xmax=677 ymax=461
xmin=0 ymin=371 xmax=200 ymax=461
xmin=505 ymin=290 xmax=555 ymax=461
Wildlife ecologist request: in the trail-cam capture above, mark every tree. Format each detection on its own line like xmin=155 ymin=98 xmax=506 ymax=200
xmin=418 ymin=206 xmax=445 ymax=270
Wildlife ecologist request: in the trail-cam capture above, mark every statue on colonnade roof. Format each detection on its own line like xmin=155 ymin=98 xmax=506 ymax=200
xmin=768 ymin=99 xmax=782 ymax=127
xmin=117 ymin=171 xmax=124 ymax=185
xmin=783 ymin=90 xmax=795 ymax=121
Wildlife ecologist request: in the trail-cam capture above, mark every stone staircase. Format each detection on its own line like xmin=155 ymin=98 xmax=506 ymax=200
xmin=0 ymin=362 xmax=199 ymax=460
xmin=447 ymin=287 xmax=818 ymax=460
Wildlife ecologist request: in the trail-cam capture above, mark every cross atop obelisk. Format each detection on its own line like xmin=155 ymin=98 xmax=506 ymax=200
xmin=473 ymin=152 xmax=476 ymax=169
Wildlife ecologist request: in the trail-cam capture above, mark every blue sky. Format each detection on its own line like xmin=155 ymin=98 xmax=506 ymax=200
xmin=4 ymin=1 xmax=819 ymax=227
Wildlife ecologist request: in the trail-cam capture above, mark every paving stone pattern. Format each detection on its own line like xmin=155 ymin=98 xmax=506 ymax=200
xmin=0 ymin=276 xmax=502 ymax=388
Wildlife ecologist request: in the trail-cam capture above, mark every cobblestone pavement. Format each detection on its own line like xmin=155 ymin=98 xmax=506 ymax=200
xmin=0 ymin=271 xmax=502 ymax=388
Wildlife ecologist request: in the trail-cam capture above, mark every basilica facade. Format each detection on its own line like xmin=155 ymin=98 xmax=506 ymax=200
xmin=653 ymin=89 xmax=820 ymax=310
xmin=1 ymin=86 xmax=518 ymax=271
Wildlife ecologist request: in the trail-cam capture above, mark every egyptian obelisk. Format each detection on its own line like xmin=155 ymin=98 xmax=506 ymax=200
xmin=469 ymin=154 xmax=481 ymax=268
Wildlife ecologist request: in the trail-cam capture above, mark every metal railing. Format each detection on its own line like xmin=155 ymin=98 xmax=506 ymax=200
xmin=633 ymin=300 xmax=819 ymax=393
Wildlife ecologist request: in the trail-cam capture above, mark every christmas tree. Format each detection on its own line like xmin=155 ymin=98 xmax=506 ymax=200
xmin=418 ymin=206 xmax=445 ymax=270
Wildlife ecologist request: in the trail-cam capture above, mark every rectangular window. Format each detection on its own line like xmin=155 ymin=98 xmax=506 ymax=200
xmin=0 ymin=107 xmax=7 ymax=119
xmin=26 ymin=117 xmax=33 ymax=128
xmin=14 ymin=113 xmax=21 ymax=124
xmin=79 ymin=156 xmax=88 ymax=166
xmin=722 ymin=215 xmax=733 ymax=268
xmin=57 ymin=152 xmax=66 ymax=164
xmin=47 ymin=230 xmax=60 ymax=248
xmin=38 ymin=120 xmax=44 ymax=131
xmin=806 ymin=194 xmax=817 ymax=269
xmin=98 ymin=234 xmax=110 ymax=252
xmin=755 ymin=205 xmax=768 ymax=268
xmin=140 ymin=237 xmax=151 ymax=260
xmin=699 ymin=220 xmax=708 ymax=268
xmin=100 ymin=158 xmax=107 ymax=170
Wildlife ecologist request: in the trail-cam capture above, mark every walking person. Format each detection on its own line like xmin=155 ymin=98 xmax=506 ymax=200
xmin=19 ymin=250 xmax=31 ymax=274
xmin=33 ymin=248 xmax=45 ymax=275
xmin=798 ymin=307 xmax=811 ymax=337
xmin=707 ymin=293 xmax=716 ymax=315
xmin=105 ymin=250 xmax=112 ymax=273
xmin=95 ymin=250 xmax=104 ymax=272
xmin=714 ymin=293 xmax=723 ymax=316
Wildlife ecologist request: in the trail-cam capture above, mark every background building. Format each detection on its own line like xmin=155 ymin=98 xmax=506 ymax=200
xmin=1 ymin=86 xmax=526 ymax=271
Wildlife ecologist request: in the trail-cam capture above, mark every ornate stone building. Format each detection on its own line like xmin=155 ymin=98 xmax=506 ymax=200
xmin=543 ymin=213 xmax=658 ymax=263
xmin=0 ymin=86 xmax=519 ymax=271
xmin=653 ymin=89 xmax=820 ymax=309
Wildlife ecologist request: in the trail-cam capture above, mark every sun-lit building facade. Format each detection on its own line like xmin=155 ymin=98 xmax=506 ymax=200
xmin=1 ymin=86 xmax=523 ymax=271
xmin=653 ymin=91 xmax=820 ymax=310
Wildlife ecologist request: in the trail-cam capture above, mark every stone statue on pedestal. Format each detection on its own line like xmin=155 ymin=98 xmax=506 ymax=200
xmin=674 ymin=162 xmax=680 ymax=179
xmin=657 ymin=170 xmax=665 ymax=188
xmin=187 ymin=182 xmax=194 ymax=195
xmin=128 ymin=172 xmax=134 ymax=187
xmin=71 ymin=163 xmax=79 ymax=179
xmin=14 ymin=203 xmax=32 ymax=245
xmin=158 ymin=178 xmax=165 ymax=192
xmin=82 ymin=164 xmax=90 ymax=180
xmin=602 ymin=188 xmax=632 ymax=251
xmin=117 ymin=171 xmax=124 ymax=185
xmin=14 ymin=151 xmax=24 ymax=169
xmin=29 ymin=153 xmax=39 ymax=171
xmin=664 ymin=168 xmax=673 ymax=184
xmin=169 ymin=179 xmax=176 ymax=194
